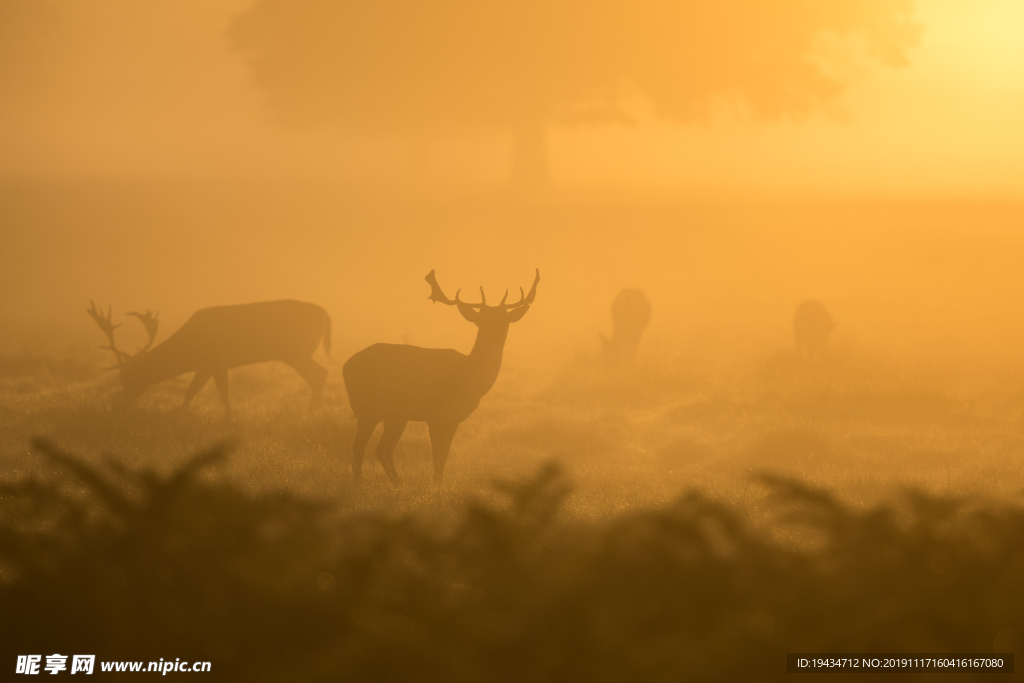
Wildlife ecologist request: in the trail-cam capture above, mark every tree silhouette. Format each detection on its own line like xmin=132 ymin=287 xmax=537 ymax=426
xmin=229 ymin=1 xmax=919 ymax=189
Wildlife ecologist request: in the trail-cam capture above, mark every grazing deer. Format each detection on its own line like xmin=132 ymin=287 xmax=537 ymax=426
xmin=87 ymin=300 xmax=331 ymax=417
xmin=793 ymin=299 xmax=835 ymax=360
xmin=343 ymin=269 xmax=539 ymax=483
xmin=601 ymin=288 xmax=651 ymax=366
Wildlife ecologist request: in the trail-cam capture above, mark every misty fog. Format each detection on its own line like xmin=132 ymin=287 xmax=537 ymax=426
xmin=3 ymin=0 xmax=1024 ymax=680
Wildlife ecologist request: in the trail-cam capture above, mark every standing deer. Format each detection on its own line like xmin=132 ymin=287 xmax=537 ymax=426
xmin=87 ymin=299 xmax=331 ymax=417
xmin=343 ymin=269 xmax=539 ymax=483
xmin=793 ymin=299 xmax=835 ymax=360
xmin=601 ymin=288 xmax=651 ymax=366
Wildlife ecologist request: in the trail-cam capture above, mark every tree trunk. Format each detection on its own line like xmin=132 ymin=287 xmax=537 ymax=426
xmin=509 ymin=115 xmax=549 ymax=191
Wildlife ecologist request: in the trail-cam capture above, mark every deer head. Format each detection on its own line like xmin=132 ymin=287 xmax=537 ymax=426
xmin=425 ymin=268 xmax=539 ymax=338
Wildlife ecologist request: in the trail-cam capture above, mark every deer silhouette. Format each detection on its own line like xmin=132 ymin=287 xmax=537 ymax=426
xmin=88 ymin=300 xmax=331 ymax=417
xmin=343 ymin=269 xmax=539 ymax=483
xmin=601 ymin=289 xmax=651 ymax=366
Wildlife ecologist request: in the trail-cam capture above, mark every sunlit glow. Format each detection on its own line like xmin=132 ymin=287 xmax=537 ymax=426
xmin=3 ymin=3 xmax=1024 ymax=672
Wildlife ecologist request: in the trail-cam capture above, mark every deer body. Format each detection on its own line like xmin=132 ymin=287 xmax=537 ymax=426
xmin=90 ymin=299 xmax=331 ymax=416
xmin=344 ymin=270 xmax=537 ymax=483
xmin=601 ymin=288 xmax=651 ymax=366
xmin=345 ymin=343 xmax=499 ymax=423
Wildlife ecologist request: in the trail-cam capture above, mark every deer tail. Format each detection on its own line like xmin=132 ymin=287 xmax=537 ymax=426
xmin=322 ymin=310 xmax=332 ymax=360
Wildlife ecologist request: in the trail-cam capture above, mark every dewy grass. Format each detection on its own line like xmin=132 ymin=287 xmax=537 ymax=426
xmin=4 ymin=349 xmax=1024 ymax=517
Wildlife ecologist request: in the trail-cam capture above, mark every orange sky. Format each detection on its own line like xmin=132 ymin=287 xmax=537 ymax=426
xmin=1 ymin=0 xmax=1022 ymax=197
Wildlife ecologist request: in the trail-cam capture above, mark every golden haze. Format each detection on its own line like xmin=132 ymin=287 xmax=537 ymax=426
xmin=2 ymin=3 xmax=1024 ymax=675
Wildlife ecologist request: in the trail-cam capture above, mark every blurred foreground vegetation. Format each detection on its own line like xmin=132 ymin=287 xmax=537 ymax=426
xmin=1 ymin=437 xmax=1021 ymax=682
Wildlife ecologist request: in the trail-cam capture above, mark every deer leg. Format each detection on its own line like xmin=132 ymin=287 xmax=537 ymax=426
xmin=427 ymin=421 xmax=458 ymax=483
xmin=183 ymin=371 xmax=211 ymax=408
xmin=213 ymin=368 xmax=231 ymax=419
xmin=375 ymin=419 xmax=407 ymax=484
xmin=286 ymin=357 xmax=328 ymax=408
xmin=351 ymin=417 xmax=379 ymax=482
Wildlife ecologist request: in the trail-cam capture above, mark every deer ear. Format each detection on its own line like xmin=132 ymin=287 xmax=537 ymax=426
xmin=457 ymin=302 xmax=481 ymax=324
xmin=506 ymin=305 xmax=531 ymax=323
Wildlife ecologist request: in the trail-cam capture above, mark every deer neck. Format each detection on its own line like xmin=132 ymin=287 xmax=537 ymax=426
xmin=465 ymin=327 xmax=507 ymax=397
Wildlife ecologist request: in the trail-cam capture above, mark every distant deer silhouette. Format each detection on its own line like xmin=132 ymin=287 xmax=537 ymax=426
xmin=793 ymin=300 xmax=834 ymax=360
xmin=601 ymin=289 xmax=651 ymax=366
xmin=343 ymin=269 xmax=539 ymax=483
xmin=88 ymin=300 xmax=331 ymax=417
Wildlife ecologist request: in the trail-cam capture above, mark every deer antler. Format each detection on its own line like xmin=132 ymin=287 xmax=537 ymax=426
xmin=425 ymin=269 xmax=539 ymax=309
xmin=87 ymin=300 xmax=130 ymax=367
xmin=498 ymin=268 xmax=540 ymax=309
xmin=425 ymin=270 xmax=486 ymax=308
xmin=126 ymin=309 xmax=159 ymax=353
xmin=88 ymin=302 xmax=160 ymax=367
xmin=425 ymin=270 xmax=457 ymax=305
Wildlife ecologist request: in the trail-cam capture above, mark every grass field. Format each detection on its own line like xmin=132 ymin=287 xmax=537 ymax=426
xmin=5 ymin=340 xmax=1024 ymax=520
